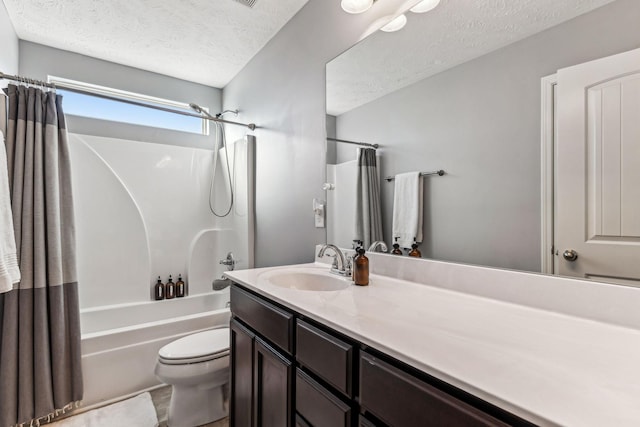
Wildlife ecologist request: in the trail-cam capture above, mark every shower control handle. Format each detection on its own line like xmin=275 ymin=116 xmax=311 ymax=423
xmin=220 ymin=252 xmax=236 ymax=271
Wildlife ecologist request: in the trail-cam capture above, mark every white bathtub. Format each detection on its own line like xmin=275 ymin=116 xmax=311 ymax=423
xmin=80 ymin=290 xmax=231 ymax=407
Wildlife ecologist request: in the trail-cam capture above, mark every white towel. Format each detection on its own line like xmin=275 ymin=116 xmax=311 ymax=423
xmin=0 ymin=130 xmax=20 ymax=293
xmin=392 ymin=171 xmax=423 ymax=249
xmin=0 ymin=92 xmax=6 ymax=137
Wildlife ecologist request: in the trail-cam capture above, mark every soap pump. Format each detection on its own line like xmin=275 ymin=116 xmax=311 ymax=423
xmin=408 ymin=239 xmax=422 ymax=258
xmin=391 ymin=237 xmax=403 ymax=255
xmin=176 ymin=275 xmax=185 ymax=298
xmin=166 ymin=275 xmax=176 ymax=299
xmin=353 ymin=248 xmax=369 ymax=286
xmin=154 ymin=276 xmax=165 ymax=300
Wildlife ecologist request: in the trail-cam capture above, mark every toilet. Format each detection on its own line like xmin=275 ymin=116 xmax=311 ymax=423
xmin=155 ymin=328 xmax=230 ymax=427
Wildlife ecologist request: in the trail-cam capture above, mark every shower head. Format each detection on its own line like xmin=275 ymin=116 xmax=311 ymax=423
xmin=215 ymin=109 xmax=239 ymax=119
xmin=189 ymin=103 xmax=217 ymax=120
xmin=189 ymin=103 xmax=203 ymax=113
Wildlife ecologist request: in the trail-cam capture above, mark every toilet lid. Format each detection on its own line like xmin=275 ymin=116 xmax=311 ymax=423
xmin=159 ymin=328 xmax=229 ymax=361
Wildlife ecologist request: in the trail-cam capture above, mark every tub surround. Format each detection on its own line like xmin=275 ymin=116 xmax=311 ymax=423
xmin=225 ymin=255 xmax=640 ymax=426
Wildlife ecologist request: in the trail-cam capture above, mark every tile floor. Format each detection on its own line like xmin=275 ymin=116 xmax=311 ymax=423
xmin=150 ymin=386 xmax=229 ymax=427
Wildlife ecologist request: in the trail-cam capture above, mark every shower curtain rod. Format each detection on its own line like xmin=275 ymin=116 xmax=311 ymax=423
xmin=385 ymin=170 xmax=445 ymax=181
xmin=0 ymin=71 xmax=257 ymax=130
xmin=327 ymin=137 xmax=379 ymax=149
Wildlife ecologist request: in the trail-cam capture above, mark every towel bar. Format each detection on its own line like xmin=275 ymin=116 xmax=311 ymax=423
xmin=385 ymin=170 xmax=445 ymax=182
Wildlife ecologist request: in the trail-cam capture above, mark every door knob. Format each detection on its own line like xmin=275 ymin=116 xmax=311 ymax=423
xmin=562 ymin=249 xmax=578 ymax=262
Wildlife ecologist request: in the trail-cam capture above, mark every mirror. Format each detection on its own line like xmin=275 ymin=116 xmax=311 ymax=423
xmin=325 ymin=0 xmax=637 ymax=281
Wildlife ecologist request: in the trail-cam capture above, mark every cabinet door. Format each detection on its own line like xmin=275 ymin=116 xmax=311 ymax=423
xmin=254 ymin=337 xmax=293 ymax=427
xmin=231 ymin=319 xmax=255 ymax=427
xmin=295 ymin=369 xmax=351 ymax=427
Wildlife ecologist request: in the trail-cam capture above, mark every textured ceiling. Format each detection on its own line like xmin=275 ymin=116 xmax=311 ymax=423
xmin=327 ymin=0 xmax=617 ymax=116
xmin=3 ymin=0 xmax=309 ymax=88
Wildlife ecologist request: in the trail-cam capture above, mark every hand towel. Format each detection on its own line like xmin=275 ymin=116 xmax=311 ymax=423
xmin=0 ymin=92 xmax=6 ymax=137
xmin=392 ymin=171 xmax=423 ymax=249
xmin=0 ymin=130 xmax=20 ymax=293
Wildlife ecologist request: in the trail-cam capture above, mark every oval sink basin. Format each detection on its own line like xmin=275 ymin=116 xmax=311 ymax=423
xmin=262 ymin=268 xmax=350 ymax=291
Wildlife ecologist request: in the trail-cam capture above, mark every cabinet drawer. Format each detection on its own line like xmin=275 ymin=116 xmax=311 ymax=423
xmin=296 ymin=369 xmax=352 ymax=427
xmin=296 ymin=320 xmax=353 ymax=397
xmin=359 ymin=352 xmax=509 ymax=427
xmin=231 ymin=285 xmax=294 ymax=354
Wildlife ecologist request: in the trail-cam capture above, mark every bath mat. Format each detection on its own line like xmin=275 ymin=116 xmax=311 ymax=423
xmin=47 ymin=392 xmax=158 ymax=427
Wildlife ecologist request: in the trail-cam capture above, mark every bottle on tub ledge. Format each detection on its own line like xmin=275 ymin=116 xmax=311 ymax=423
xmin=176 ymin=274 xmax=186 ymax=298
xmin=165 ymin=275 xmax=176 ymax=299
xmin=154 ymin=276 xmax=165 ymax=301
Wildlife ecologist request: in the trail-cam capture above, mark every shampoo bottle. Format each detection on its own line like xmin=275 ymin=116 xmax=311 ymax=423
xmin=176 ymin=275 xmax=185 ymax=298
xmin=154 ymin=276 xmax=165 ymax=300
xmin=354 ymin=248 xmax=369 ymax=286
xmin=166 ymin=275 xmax=176 ymax=299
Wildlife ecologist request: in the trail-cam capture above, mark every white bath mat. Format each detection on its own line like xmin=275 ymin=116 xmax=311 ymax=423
xmin=47 ymin=392 xmax=158 ymax=427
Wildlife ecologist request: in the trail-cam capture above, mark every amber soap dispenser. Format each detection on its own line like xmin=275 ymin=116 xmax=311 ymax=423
xmin=165 ymin=275 xmax=176 ymax=299
xmin=408 ymin=242 xmax=422 ymax=258
xmin=353 ymin=248 xmax=369 ymax=286
xmin=154 ymin=276 xmax=165 ymax=300
xmin=391 ymin=237 xmax=403 ymax=255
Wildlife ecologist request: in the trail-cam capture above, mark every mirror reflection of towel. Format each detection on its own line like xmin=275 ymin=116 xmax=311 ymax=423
xmin=392 ymin=172 xmax=423 ymax=249
xmin=0 ymin=130 xmax=20 ymax=293
xmin=0 ymin=92 xmax=6 ymax=137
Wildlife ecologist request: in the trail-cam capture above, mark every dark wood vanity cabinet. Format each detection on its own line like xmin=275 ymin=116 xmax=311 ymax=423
xmin=230 ymin=283 xmax=534 ymax=427
xmin=230 ymin=286 xmax=294 ymax=427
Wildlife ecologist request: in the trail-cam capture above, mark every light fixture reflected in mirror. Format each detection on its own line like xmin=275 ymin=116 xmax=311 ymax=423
xmin=380 ymin=14 xmax=407 ymax=32
xmin=341 ymin=0 xmax=373 ymax=14
xmin=410 ymin=0 xmax=440 ymax=13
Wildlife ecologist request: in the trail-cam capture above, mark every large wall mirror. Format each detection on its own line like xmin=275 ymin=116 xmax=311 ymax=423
xmin=325 ymin=0 xmax=640 ymax=285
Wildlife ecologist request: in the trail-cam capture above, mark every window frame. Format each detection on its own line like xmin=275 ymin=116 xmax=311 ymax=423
xmin=47 ymin=75 xmax=209 ymax=135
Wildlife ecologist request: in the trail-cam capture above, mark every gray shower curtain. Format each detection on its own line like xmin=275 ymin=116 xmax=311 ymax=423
xmin=355 ymin=148 xmax=383 ymax=248
xmin=0 ymin=85 xmax=83 ymax=426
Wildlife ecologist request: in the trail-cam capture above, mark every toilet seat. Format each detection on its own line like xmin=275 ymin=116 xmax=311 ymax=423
xmin=158 ymin=328 xmax=229 ymax=365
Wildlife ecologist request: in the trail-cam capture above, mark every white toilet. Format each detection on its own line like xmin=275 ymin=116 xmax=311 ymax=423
xmin=155 ymin=328 xmax=230 ymax=427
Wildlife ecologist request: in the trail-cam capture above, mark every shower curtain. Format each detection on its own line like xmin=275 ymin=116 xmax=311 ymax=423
xmin=355 ymin=148 xmax=383 ymax=248
xmin=0 ymin=85 xmax=83 ymax=426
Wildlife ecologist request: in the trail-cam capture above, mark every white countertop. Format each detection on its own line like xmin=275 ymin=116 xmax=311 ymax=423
xmin=225 ymin=262 xmax=640 ymax=426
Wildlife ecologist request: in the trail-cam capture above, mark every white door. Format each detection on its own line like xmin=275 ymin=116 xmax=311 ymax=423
xmin=556 ymin=47 xmax=640 ymax=285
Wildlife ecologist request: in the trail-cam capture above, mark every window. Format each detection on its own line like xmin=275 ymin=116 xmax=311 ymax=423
xmin=48 ymin=76 xmax=208 ymax=135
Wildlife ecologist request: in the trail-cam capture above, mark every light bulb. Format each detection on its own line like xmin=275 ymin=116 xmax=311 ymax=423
xmin=341 ymin=0 xmax=373 ymax=14
xmin=380 ymin=14 xmax=407 ymax=32
xmin=410 ymin=0 xmax=440 ymax=13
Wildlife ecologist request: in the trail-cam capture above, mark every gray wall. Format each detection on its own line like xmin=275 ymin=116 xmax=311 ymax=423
xmin=0 ymin=1 xmax=19 ymax=83
xmin=19 ymin=41 xmax=222 ymax=149
xmin=223 ymin=0 xmax=417 ymax=267
xmin=334 ymin=0 xmax=640 ymax=272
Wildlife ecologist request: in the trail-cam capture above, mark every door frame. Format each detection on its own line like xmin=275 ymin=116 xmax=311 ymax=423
xmin=541 ymin=74 xmax=557 ymax=275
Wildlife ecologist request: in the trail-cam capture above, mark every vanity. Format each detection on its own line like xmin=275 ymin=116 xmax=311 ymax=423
xmin=224 ymin=251 xmax=640 ymax=427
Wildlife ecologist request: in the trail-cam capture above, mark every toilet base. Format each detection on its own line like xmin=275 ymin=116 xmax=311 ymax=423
xmin=168 ymin=382 xmax=228 ymax=427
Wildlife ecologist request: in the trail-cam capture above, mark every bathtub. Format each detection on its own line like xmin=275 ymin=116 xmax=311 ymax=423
xmin=80 ymin=290 xmax=230 ymax=407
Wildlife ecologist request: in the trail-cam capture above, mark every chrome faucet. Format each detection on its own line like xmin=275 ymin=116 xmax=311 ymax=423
xmin=317 ymin=244 xmax=348 ymax=276
xmin=368 ymin=241 xmax=388 ymax=253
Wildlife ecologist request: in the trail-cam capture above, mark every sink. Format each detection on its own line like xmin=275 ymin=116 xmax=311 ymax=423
xmin=261 ymin=268 xmax=350 ymax=291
